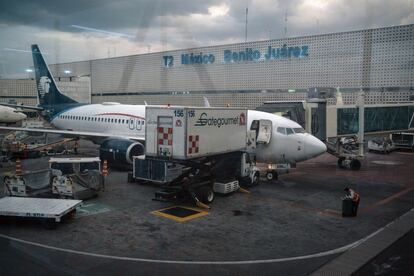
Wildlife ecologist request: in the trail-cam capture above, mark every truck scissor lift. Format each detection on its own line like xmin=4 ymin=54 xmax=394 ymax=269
xmin=131 ymin=106 xmax=260 ymax=208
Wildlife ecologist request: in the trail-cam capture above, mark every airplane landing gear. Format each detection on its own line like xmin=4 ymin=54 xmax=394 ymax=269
xmin=337 ymin=157 xmax=361 ymax=171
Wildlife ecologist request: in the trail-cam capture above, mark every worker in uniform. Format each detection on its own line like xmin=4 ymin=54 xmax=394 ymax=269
xmin=344 ymin=187 xmax=360 ymax=216
xmin=74 ymin=140 xmax=79 ymax=155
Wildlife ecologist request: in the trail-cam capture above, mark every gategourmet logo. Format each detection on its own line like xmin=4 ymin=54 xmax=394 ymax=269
xmin=195 ymin=112 xmax=242 ymax=128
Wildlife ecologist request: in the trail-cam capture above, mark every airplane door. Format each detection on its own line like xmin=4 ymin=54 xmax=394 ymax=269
xmin=256 ymin=119 xmax=272 ymax=144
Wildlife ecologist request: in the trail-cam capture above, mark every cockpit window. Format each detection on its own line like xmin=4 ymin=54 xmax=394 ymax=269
xmin=286 ymin=128 xmax=294 ymax=135
xmin=277 ymin=127 xmax=286 ymax=134
xmin=294 ymin=127 xmax=305 ymax=133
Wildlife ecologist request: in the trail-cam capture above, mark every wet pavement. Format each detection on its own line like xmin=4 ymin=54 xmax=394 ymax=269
xmin=1 ymin=142 xmax=414 ymax=275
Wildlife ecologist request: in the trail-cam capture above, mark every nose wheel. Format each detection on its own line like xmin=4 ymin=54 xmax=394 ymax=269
xmin=337 ymin=158 xmax=361 ymax=171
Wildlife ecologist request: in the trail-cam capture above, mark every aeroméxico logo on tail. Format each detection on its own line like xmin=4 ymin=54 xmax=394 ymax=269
xmin=38 ymin=76 xmax=51 ymax=98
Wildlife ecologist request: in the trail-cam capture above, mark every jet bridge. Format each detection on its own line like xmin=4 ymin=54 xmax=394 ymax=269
xmin=257 ymin=99 xmax=414 ymax=170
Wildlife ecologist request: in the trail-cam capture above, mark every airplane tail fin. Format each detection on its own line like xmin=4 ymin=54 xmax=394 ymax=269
xmin=203 ymin=96 xmax=211 ymax=107
xmin=31 ymin=44 xmax=80 ymax=121
xmin=32 ymin=44 xmax=78 ymax=107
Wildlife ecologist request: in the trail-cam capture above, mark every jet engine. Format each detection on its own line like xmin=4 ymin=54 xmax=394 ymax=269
xmin=99 ymin=139 xmax=144 ymax=168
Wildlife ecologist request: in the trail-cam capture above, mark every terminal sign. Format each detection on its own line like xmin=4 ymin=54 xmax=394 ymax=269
xmin=163 ymin=44 xmax=309 ymax=67
xmin=224 ymin=44 xmax=309 ymax=63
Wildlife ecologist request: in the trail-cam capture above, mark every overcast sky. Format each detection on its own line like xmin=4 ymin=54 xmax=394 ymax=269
xmin=0 ymin=0 xmax=413 ymax=78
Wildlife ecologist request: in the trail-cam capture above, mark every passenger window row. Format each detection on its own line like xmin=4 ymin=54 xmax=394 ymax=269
xmin=277 ymin=127 xmax=305 ymax=135
xmin=57 ymin=115 xmax=145 ymax=125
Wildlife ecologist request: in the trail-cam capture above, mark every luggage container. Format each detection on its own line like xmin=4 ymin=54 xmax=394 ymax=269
xmin=342 ymin=199 xmax=354 ymax=217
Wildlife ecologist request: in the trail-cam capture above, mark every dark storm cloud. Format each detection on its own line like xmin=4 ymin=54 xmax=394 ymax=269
xmin=0 ymin=0 xmax=222 ymax=31
xmin=0 ymin=0 xmax=412 ymax=78
xmin=225 ymin=0 xmax=413 ymax=41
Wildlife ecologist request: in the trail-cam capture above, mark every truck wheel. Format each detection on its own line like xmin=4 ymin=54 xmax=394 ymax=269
xmin=198 ymin=186 xmax=214 ymax=204
xmin=350 ymin=159 xmax=361 ymax=171
xmin=252 ymin=172 xmax=260 ymax=185
xmin=337 ymin=158 xmax=345 ymax=169
xmin=266 ymin=171 xmax=277 ymax=181
xmin=42 ymin=219 xmax=58 ymax=230
xmin=127 ymin=172 xmax=134 ymax=183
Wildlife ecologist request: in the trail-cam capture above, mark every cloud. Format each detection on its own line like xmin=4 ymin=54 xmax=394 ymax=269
xmin=0 ymin=0 xmax=413 ymax=78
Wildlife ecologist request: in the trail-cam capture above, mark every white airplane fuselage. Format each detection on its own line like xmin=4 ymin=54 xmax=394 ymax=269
xmin=0 ymin=105 xmax=27 ymax=123
xmin=51 ymin=104 xmax=326 ymax=164
xmin=0 ymin=44 xmax=326 ymax=166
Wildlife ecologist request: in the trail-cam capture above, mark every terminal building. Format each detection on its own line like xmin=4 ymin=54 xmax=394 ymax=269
xmin=1 ymin=24 xmax=413 ymax=108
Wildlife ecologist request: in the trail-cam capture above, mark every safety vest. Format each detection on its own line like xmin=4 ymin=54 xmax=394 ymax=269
xmin=350 ymin=189 xmax=360 ymax=202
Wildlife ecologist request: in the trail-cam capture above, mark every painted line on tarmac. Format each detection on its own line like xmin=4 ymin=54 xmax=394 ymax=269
xmin=1 ymin=209 xmax=410 ymax=266
xmin=395 ymin=151 xmax=414 ymax=155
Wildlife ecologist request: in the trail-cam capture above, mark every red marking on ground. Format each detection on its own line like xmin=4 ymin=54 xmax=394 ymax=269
xmin=95 ymin=113 xmax=145 ymax=119
xmin=360 ymin=184 xmax=414 ymax=214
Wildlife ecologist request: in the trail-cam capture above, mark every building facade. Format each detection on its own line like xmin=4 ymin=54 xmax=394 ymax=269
xmin=1 ymin=24 xmax=413 ymax=108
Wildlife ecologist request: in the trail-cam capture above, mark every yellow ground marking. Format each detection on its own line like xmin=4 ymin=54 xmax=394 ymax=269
xmin=151 ymin=205 xmax=209 ymax=222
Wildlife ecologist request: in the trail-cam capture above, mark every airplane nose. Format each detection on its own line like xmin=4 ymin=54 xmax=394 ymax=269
xmin=305 ymin=135 xmax=327 ymax=158
xmin=19 ymin=113 xmax=27 ymax=120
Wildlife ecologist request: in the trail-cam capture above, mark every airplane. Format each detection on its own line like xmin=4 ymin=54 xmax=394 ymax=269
xmin=0 ymin=44 xmax=326 ymax=168
xmin=0 ymin=105 xmax=27 ymax=125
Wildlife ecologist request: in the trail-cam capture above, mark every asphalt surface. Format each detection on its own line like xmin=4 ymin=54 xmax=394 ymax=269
xmin=354 ymin=229 xmax=414 ymax=276
xmin=1 ymin=140 xmax=414 ymax=275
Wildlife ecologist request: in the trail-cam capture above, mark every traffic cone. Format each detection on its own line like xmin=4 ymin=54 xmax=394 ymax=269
xmin=102 ymin=160 xmax=109 ymax=177
xmin=101 ymin=160 xmax=108 ymax=192
xmin=15 ymin=158 xmax=22 ymax=176
xmin=24 ymin=143 xmax=28 ymax=159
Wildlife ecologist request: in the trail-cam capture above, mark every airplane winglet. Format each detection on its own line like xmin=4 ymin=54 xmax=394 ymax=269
xmin=203 ymin=97 xmax=211 ymax=107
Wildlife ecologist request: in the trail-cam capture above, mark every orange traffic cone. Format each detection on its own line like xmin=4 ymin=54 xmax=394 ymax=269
xmin=102 ymin=160 xmax=109 ymax=177
xmin=24 ymin=144 xmax=28 ymax=159
xmin=15 ymin=158 xmax=22 ymax=176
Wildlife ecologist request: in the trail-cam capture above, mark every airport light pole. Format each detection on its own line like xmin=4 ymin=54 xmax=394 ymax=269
xmin=357 ymin=89 xmax=365 ymax=157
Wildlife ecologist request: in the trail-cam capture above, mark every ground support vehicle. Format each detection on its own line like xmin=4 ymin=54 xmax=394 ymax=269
xmin=49 ymin=157 xmax=103 ymax=200
xmin=3 ymin=157 xmax=103 ymax=200
xmin=368 ymin=137 xmax=394 ymax=153
xmin=132 ymin=106 xmax=259 ymax=207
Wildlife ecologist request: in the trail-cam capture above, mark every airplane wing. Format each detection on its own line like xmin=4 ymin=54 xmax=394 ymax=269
xmin=0 ymin=103 xmax=44 ymax=111
xmin=0 ymin=126 xmax=145 ymax=142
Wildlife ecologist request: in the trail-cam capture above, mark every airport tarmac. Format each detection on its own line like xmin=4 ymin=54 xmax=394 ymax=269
xmin=0 ymin=140 xmax=414 ymax=275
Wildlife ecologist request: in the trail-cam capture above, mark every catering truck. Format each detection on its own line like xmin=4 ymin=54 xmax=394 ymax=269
xmin=132 ymin=106 xmax=259 ymax=207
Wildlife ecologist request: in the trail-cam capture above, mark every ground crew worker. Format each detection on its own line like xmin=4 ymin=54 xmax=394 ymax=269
xmin=344 ymin=187 xmax=360 ymax=216
xmin=74 ymin=140 xmax=79 ymax=155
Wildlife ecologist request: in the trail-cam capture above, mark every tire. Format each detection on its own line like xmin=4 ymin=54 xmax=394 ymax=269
xmin=350 ymin=159 xmax=361 ymax=171
xmin=42 ymin=219 xmax=58 ymax=230
xmin=337 ymin=158 xmax=345 ymax=169
xmin=252 ymin=172 xmax=260 ymax=185
xmin=127 ymin=172 xmax=134 ymax=183
xmin=198 ymin=186 xmax=215 ymax=204
xmin=266 ymin=171 xmax=277 ymax=181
